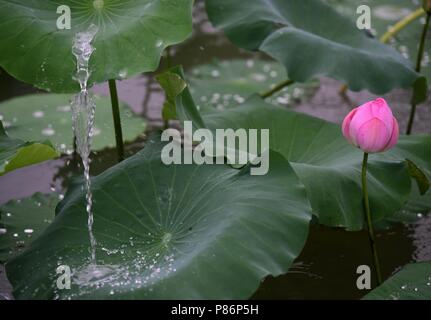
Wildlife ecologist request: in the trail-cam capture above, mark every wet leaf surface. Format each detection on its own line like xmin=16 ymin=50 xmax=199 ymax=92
xmin=6 ymin=136 xmax=312 ymax=299
xmin=0 ymin=193 xmax=57 ymax=261
xmin=0 ymin=94 xmax=146 ymax=153
xmin=0 ymin=0 xmax=194 ymax=92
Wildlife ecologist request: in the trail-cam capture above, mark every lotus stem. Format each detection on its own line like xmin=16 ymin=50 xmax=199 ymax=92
xmin=108 ymin=79 xmax=125 ymax=162
xmin=260 ymin=79 xmax=294 ymax=99
xmin=406 ymin=12 xmax=431 ymax=135
xmin=166 ymin=46 xmax=172 ymax=69
xmin=380 ymin=8 xmax=426 ymax=44
xmin=339 ymin=84 xmax=348 ymax=95
xmin=163 ymin=46 xmax=172 ymax=129
xmin=361 ymin=152 xmax=383 ymax=286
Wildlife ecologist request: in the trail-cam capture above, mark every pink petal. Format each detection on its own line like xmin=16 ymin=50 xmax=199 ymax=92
xmin=356 ymin=118 xmax=391 ymax=153
xmin=383 ymin=117 xmax=399 ymax=151
xmin=342 ymin=108 xmax=357 ymax=143
xmin=371 ymin=98 xmax=394 ymax=132
xmin=349 ymin=98 xmax=394 ymax=140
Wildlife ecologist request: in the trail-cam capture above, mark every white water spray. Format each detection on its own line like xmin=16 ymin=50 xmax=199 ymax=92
xmin=71 ymin=24 xmax=99 ymax=263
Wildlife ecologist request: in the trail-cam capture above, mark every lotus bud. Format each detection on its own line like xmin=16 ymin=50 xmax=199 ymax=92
xmin=342 ymin=98 xmax=399 ymax=153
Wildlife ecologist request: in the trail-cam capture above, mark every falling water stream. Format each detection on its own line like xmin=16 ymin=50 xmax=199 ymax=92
xmin=69 ymin=25 xmax=120 ymax=291
xmin=71 ymin=24 xmax=99 ymax=263
xmin=67 ymin=25 xmax=121 ymax=290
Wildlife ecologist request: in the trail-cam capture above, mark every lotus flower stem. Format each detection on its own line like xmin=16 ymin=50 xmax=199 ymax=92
xmin=361 ymin=152 xmax=383 ymax=286
xmin=406 ymin=12 xmax=431 ymax=135
xmin=163 ymin=47 xmax=172 ymax=130
xmin=108 ymin=79 xmax=125 ymax=162
xmin=166 ymin=46 xmax=172 ymax=69
xmin=380 ymin=8 xmax=426 ymax=44
xmin=343 ymin=99 xmax=398 ymax=286
xmin=260 ymin=79 xmax=294 ymax=99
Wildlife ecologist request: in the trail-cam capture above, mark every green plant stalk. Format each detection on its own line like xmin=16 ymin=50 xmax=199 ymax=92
xmin=380 ymin=8 xmax=426 ymax=44
xmin=406 ymin=12 xmax=431 ymax=135
xmin=164 ymin=47 xmax=172 ymax=129
xmin=361 ymin=152 xmax=383 ymax=286
xmin=108 ymin=79 xmax=125 ymax=162
xmin=166 ymin=46 xmax=172 ymax=70
xmin=260 ymin=79 xmax=294 ymax=99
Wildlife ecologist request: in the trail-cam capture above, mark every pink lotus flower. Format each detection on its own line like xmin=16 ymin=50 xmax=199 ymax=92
xmin=342 ymin=98 xmax=399 ymax=153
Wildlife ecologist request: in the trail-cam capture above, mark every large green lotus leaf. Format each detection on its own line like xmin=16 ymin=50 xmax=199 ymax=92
xmin=373 ymin=184 xmax=431 ymax=229
xmin=6 ymin=136 xmax=312 ymax=299
xmin=203 ymin=95 xmax=431 ymax=230
xmin=187 ymin=59 xmax=319 ymax=111
xmin=376 ymin=134 xmax=431 ymax=184
xmin=378 ymin=134 xmax=431 ymax=222
xmin=205 ymin=0 xmax=425 ymax=97
xmin=0 ymin=0 xmax=193 ymax=92
xmin=404 ymin=186 xmax=431 ymax=214
xmin=0 ymin=120 xmax=58 ymax=176
xmin=376 ymin=134 xmax=431 ymax=206
xmin=0 ymin=193 xmax=57 ymax=262
xmin=0 ymin=94 xmax=146 ymax=153
xmin=364 ymin=262 xmax=431 ymax=300
xmin=326 ymin=0 xmax=431 ymax=86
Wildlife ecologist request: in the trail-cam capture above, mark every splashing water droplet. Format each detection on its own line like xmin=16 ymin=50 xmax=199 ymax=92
xmin=162 ymin=233 xmax=172 ymax=246
xmin=118 ymin=69 xmax=128 ymax=79
xmin=92 ymin=127 xmax=101 ymax=136
xmin=41 ymin=126 xmax=55 ymax=136
xmin=156 ymin=40 xmax=163 ymax=48
xmin=73 ymin=263 xmax=119 ymax=287
xmin=211 ymin=70 xmax=220 ymax=78
xmin=251 ymin=73 xmax=266 ymax=82
xmin=57 ymin=105 xmax=71 ymax=112
xmin=32 ymin=111 xmax=44 ymax=118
